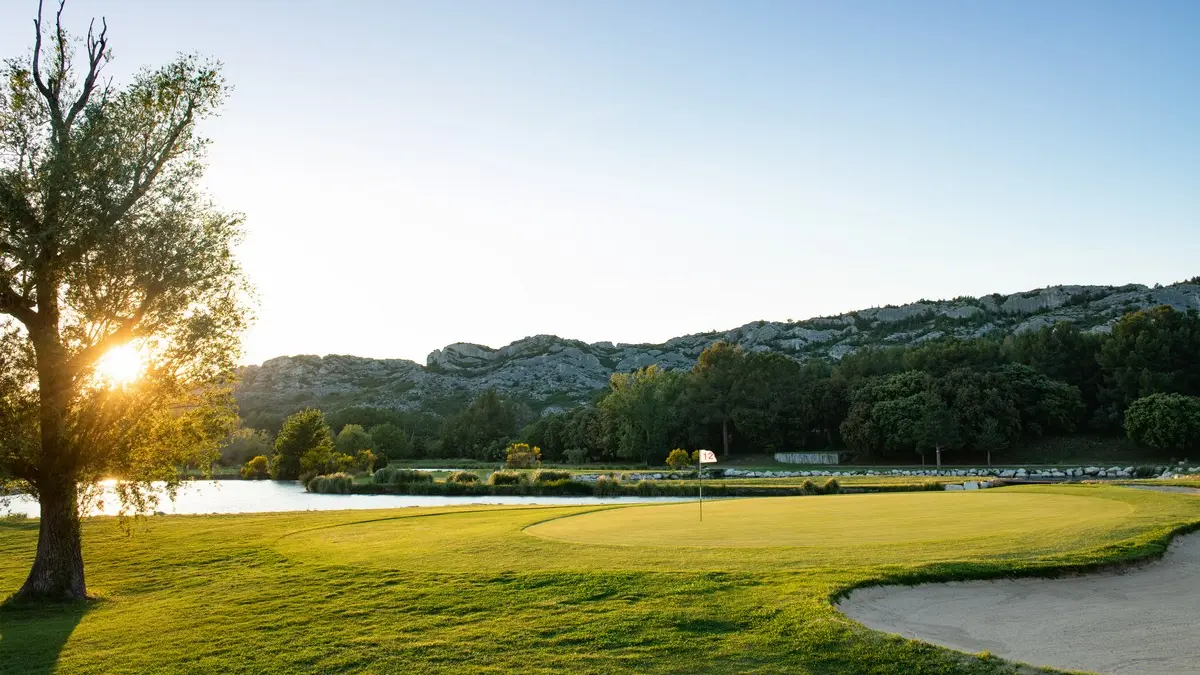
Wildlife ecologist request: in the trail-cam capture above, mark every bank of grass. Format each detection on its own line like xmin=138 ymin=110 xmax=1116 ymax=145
xmin=3 ymin=485 xmax=1199 ymax=674
xmin=327 ymin=470 xmax=948 ymax=497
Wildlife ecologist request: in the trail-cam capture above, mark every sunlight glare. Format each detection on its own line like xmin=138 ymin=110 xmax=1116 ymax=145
xmin=94 ymin=344 xmax=145 ymax=386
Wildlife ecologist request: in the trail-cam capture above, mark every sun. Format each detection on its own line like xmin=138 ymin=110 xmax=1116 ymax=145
xmin=94 ymin=343 xmax=146 ymax=386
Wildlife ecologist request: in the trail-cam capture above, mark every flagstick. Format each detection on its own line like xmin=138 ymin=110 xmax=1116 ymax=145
xmin=699 ymin=461 xmax=703 ymax=522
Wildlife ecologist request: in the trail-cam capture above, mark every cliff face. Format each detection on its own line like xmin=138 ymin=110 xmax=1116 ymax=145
xmin=236 ymin=281 xmax=1200 ymax=416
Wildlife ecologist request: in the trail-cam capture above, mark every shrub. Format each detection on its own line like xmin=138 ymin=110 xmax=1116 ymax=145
xmin=800 ymin=479 xmax=817 ymax=495
xmin=488 ymin=470 xmax=524 ymax=486
xmin=373 ymin=467 xmax=434 ymax=485
xmin=307 ymin=472 xmax=354 ymax=494
xmin=447 ymin=470 xmax=480 ymax=484
xmin=665 ymin=448 xmax=692 ymax=470
xmin=240 ymin=455 xmax=270 ymax=480
xmin=354 ymin=449 xmax=381 ymax=472
xmin=593 ymin=474 xmax=622 ymax=496
xmin=504 ymin=442 xmax=541 ymax=469
xmin=635 ymin=479 xmax=660 ymax=496
xmin=532 ymin=469 xmax=572 ymax=483
xmin=821 ymin=478 xmax=840 ymax=495
xmin=563 ymin=447 xmax=588 ymax=465
xmin=1133 ymin=465 xmax=1159 ymax=478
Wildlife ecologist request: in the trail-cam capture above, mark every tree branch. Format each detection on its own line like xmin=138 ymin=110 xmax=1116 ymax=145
xmin=0 ymin=283 xmax=38 ymax=328
xmin=67 ymin=287 xmax=159 ymax=377
xmin=105 ymin=101 xmax=196 ymax=227
xmin=64 ymin=16 xmax=108 ymax=131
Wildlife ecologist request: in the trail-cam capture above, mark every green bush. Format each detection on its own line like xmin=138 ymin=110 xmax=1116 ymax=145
xmin=665 ymin=448 xmax=692 ymax=470
xmin=821 ymin=478 xmax=841 ymax=495
xmin=800 ymin=479 xmax=817 ymax=495
xmin=531 ymin=469 xmax=572 ymax=483
xmin=240 ymin=455 xmax=270 ymax=480
xmin=373 ymin=467 xmax=434 ymax=485
xmin=504 ymin=443 xmax=541 ymax=469
xmin=447 ymin=470 xmax=480 ymax=484
xmin=488 ymin=470 xmax=523 ymax=486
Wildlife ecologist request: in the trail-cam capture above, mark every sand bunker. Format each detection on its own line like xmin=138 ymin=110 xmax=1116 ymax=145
xmin=839 ymin=531 xmax=1200 ymax=674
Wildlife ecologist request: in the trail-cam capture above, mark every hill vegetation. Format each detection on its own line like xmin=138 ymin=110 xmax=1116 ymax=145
xmin=227 ymin=299 xmax=1200 ymax=470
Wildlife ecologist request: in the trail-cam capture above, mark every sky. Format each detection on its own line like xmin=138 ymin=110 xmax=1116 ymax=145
xmin=1 ymin=1 xmax=1197 ymax=365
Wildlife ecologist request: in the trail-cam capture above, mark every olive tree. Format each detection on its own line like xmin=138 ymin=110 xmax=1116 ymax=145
xmin=0 ymin=1 xmax=249 ymax=600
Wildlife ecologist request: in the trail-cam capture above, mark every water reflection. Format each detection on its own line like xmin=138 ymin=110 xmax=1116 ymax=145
xmin=2 ymin=480 xmax=680 ymax=518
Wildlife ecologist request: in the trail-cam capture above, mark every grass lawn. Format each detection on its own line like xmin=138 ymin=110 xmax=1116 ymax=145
xmin=2 ymin=485 xmax=1199 ymax=674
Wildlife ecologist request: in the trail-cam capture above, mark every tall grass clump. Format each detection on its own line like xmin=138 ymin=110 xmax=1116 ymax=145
xmin=447 ymin=470 xmax=480 ymax=484
xmin=532 ymin=469 xmax=572 ymax=483
xmin=488 ymin=470 xmax=524 ymax=486
xmin=307 ymin=472 xmax=354 ymax=494
xmin=374 ymin=468 xmax=434 ymax=485
xmin=800 ymin=479 xmax=817 ymax=495
xmin=821 ymin=478 xmax=840 ymax=495
xmin=593 ymin=475 xmax=622 ymax=496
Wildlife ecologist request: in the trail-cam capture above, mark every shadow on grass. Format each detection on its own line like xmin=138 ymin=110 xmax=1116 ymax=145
xmin=0 ymin=596 xmax=91 ymax=675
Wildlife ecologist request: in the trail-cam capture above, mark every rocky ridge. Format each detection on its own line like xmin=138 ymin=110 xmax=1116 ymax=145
xmin=236 ymin=280 xmax=1200 ymax=417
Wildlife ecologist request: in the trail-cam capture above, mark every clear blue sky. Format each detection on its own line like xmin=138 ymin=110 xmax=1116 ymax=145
xmin=3 ymin=1 xmax=1197 ymax=364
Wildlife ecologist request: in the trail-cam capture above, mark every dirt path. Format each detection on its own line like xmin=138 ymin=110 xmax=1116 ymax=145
xmin=839 ymin=525 xmax=1200 ymax=673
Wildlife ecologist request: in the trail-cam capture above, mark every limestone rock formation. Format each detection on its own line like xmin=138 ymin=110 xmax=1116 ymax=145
xmin=236 ymin=280 xmax=1200 ymax=418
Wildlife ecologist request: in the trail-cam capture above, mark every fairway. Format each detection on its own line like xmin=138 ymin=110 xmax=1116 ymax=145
xmin=526 ymin=492 xmax=1134 ymax=548
xmin=4 ymin=485 xmax=1200 ymax=674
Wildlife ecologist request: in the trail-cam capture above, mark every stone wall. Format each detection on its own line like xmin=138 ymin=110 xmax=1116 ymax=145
xmin=775 ymin=452 xmax=841 ymax=465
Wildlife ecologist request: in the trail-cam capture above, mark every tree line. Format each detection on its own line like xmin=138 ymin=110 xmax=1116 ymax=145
xmin=229 ymin=305 xmax=1200 ymax=468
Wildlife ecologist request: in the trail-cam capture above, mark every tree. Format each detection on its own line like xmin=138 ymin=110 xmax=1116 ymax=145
xmin=368 ymin=423 xmax=411 ymax=459
xmin=1097 ymin=306 xmax=1200 ymax=426
xmin=219 ymin=428 xmax=274 ymax=467
xmin=1125 ymin=393 xmax=1200 ymax=454
xmin=975 ymin=418 xmax=1009 ymax=467
xmin=599 ymin=365 xmax=684 ymax=465
xmin=912 ymin=393 xmax=960 ymax=467
xmin=0 ymin=3 xmax=247 ymax=599
xmin=437 ymin=389 xmax=524 ymax=460
xmin=273 ymin=409 xmax=334 ymax=480
xmin=334 ymin=424 xmax=373 ymax=455
xmin=690 ymin=342 xmax=746 ymax=457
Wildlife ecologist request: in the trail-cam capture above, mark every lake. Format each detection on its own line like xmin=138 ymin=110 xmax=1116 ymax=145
xmin=1 ymin=479 xmax=683 ymax=518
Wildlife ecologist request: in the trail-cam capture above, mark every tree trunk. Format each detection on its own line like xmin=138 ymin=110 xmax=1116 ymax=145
xmin=18 ymin=479 xmax=87 ymax=600
xmin=721 ymin=419 xmax=730 ymax=458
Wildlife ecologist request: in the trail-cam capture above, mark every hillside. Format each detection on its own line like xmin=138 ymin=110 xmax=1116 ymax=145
xmin=236 ymin=280 xmax=1200 ymax=421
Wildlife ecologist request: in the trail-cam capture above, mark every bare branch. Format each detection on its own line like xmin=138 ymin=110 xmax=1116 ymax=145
xmin=64 ymin=16 xmax=108 ymax=130
xmin=30 ymin=0 xmax=54 ymax=101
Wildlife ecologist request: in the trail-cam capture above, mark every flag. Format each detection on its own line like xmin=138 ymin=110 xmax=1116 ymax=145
xmin=698 ymin=449 xmax=718 ymax=464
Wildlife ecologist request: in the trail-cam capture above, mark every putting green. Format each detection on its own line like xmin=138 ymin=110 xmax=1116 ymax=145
xmin=272 ymin=488 xmax=1143 ymax=572
xmin=525 ymin=492 xmax=1133 ymax=547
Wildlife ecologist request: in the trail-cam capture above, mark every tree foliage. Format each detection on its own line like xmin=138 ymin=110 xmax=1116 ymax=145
xmin=273 ymin=409 xmax=333 ymax=480
xmin=0 ymin=2 xmax=249 ymax=599
xmin=1125 ymin=393 xmax=1200 ymax=454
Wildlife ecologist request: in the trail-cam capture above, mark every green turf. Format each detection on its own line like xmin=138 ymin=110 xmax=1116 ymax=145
xmin=2 ymin=485 xmax=1199 ymax=674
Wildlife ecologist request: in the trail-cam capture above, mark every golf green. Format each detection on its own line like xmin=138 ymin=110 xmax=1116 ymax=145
xmin=273 ymin=489 xmax=1141 ymax=572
